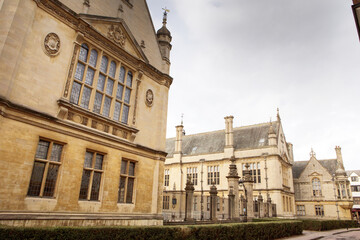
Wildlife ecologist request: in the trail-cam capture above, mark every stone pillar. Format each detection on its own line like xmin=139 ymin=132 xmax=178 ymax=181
xmin=184 ymin=177 xmax=194 ymax=221
xmin=258 ymin=193 xmax=264 ymax=218
xmin=209 ymin=183 xmax=218 ymax=221
xmin=267 ymin=197 xmax=273 ymax=217
xmin=243 ymin=163 xmax=254 ymax=221
xmin=226 ymin=156 xmax=240 ymax=220
xmin=228 ymin=188 xmax=235 ymax=220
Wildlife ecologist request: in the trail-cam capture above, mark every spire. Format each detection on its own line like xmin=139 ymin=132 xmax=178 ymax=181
xmin=277 ymin=108 xmax=281 ymax=122
xmin=156 ymin=7 xmax=172 ymax=74
xmin=180 ymin=113 xmax=185 ymax=135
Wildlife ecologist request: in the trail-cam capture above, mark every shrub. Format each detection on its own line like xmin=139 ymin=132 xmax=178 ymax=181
xmin=0 ymin=221 xmax=303 ymax=240
xmin=301 ymin=219 xmax=358 ymax=231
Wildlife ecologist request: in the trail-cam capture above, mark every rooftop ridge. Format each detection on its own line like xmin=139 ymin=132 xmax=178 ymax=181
xmin=166 ymin=120 xmax=278 ymax=140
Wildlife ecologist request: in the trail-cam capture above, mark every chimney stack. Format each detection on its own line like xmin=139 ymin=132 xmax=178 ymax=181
xmin=224 ymin=116 xmax=234 ymax=158
xmin=174 ymin=125 xmax=184 ymax=153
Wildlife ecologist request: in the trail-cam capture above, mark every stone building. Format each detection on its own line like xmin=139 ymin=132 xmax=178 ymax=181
xmin=293 ymin=148 xmax=353 ymax=220
xmin=0 ymin=0 xmax=172 ymax=226
xmin=163 ymin=111 xmax=296 ymax=220
xmin=347 ymin=170 xmax=360 ymax=220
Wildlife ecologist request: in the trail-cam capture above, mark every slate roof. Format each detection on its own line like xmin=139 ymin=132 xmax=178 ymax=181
xmin=346 ymin=170 xmax=360 ymax=177
xmin=292 ymin=159 xmax=338 ymax=179
xmin=166 ymin=122 xmax=278 ymax=158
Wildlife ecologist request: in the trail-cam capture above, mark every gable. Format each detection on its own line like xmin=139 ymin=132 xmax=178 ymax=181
xmin=79 ymin=15 xmax=148 ymax=62
xmin=298 ymin=157 xmax=332 ymax=180
xmin=276 ymin=122 xmax=291 ymax=163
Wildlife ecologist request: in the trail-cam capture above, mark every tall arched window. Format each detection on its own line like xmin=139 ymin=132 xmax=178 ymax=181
xmin=312 ymin=178 xmax=322 ymax=196
xmin=69 ymin=43 xmax=133 ymax=124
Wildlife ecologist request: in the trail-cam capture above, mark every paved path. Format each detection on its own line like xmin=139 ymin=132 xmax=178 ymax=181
xmin=280 ymin=228 xmax=360 ymax=240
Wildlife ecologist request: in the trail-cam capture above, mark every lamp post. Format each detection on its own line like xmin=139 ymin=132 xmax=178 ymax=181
xmin=238 ymin=179 xmax=247 ymax=222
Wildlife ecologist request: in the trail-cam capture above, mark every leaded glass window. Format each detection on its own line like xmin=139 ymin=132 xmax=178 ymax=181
xmin=70 ymin=44 xmax=98 ymax=109
xmin=27 ymin=139 xmax=63 ymax=197
xmin=118 ymin=159 xmax=136 ymax=203
xmin=79 ymin=151 xmax=104 ymax=201
xmin=312 ymin=178 xmax=322 ymax=197
xmin=69 ymin=42 xmax=134 ymax=125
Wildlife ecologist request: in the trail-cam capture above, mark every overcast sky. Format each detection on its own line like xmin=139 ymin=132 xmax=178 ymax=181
xmin=147 ymin=0 xmax=360 ymax=170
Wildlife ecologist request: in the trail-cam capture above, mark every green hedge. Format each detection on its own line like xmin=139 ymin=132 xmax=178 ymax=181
xmin=301 ymin=219 xmax=358 ymax=231
xmin=0 ymin=221 xmax=302 ymax=240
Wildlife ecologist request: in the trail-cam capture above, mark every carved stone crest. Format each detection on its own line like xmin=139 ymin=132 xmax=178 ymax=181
xmin=145 ymin=89 xmax=154 ymax=107
xmin=107 ymin=25 xmax=126 ymax=47
xmin=44 ymin=32 xmax=60 ymax=56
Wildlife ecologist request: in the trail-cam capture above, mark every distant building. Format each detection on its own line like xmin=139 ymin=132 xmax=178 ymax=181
xmin=0 ymin=0 xmax=172 ymax=227
xmin=163 ymin=113 xmax=353 ymax=221
xmin=163 ymin=111 xmax=296 ymax=220
xmin=347 ymin=170 xmax=360 ymax=220
xmin=293 ymin=148 xmax=352 ymax=220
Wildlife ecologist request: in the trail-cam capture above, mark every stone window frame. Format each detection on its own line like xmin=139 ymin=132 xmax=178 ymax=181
xmin=207 ymin=165 xmax=220 ymax=185
xmin=118 ymin=158 xmax=136 ymax=204
xmin=193 ymin=196 xmax=197 ymax=211
xmin=206 ymin=196 xmax=210 ymax=211
xmin=163 ymin=195 xmax=170 ymax=209
xmin=187 ymin=167 xmax=198 ymax=185
xmin=296 ymin=205 xmax=306 ymax=216
xmin=164 ymin=169 xmax=169 ymax=187
xmin=69 ymin=42 xmax=134 ymax=125
xmin=351 ymin=176 xmax=358 ymax=182
xmin=312 ymin=177 xmax=322 ymax=197
xmin=27 ymin=138 xmax=65 ymax=198
xmin=78 ymin=150 xmax=105 ymax=201
xmin=315 ymin=205 xmax=324 ymax=217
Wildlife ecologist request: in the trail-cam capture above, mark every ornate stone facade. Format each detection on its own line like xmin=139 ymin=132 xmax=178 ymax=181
xmin=0 ymin=0 xmax=172 ymax=227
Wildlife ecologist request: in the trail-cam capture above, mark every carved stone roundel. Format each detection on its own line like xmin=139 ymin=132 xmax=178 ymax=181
xmin=145 ymin=89 xmax=154 ymax=107
xmin=44 ymin=32 xmax=60 ymax=56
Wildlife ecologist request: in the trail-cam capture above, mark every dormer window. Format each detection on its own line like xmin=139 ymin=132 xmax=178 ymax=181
xmin=69 ymin=43 xmax=133 ymax=125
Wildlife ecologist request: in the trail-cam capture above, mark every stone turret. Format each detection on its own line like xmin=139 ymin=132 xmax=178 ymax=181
xmin=335 ymin=146 xmax=346 ymax=176
xmin=156 ymin=9 xmax=172 ymax=74
xmin=268 ymin=122 xmax=277 ymax=146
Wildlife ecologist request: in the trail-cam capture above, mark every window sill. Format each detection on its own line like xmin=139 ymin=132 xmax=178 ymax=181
xmin=57 ymin=99 xmax=138 ymax=142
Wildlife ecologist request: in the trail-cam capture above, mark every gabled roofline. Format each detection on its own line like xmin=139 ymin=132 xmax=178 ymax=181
xmin=166 ymin=121 xmax=278 ymax=140
xmin=77 ymin=13 xmax=149 ymax=63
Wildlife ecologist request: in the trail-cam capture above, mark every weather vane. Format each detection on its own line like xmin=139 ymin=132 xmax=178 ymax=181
xmin=181 ymin=113 xmax=184 ymax=125
xmin=162 ymin=7 xmax=170 ymax=24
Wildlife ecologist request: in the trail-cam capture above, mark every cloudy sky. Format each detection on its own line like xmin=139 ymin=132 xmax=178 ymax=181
xmin=147 ymin=0 xmax=360 ymax=169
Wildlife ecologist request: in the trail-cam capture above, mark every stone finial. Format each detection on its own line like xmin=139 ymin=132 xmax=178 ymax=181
xmin=277 ymin=108 xmax=281 ymax=121
xmin=227 ymin=156 xmax=239 ymax=178
xmin=83 ymin=0 xmax=90 ymax=14
xmin=258 ymin=192 xmax=263 ymax=202
xmin=243 ymin=163 xmax=253 ymax=182
xmin=185 ymin=175 xmax=194 ymax=191
xmin=310 ymin=148 xmax=316 ymax=158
